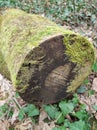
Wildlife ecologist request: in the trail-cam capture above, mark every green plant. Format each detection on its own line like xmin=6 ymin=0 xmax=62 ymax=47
xmin=44 ymin=94 xmax=91 ymax=129
xmin=0 ymin=103 xmax=8 ymax=117
xmin=53 ymin=126 xmax=66 ymax=130
xmin=18 ymin=104 xmax=39 ymax=121
xmin=69 ymin=120 xmax=90 ymax=130
xmin=43 ymin=105 xmax=64 ymax=124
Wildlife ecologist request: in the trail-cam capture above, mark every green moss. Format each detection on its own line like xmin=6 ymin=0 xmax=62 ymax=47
xmin=63 ymin=34 xmax=95 ymax=66
xmin=63 ymin=34 xmax=95 ymax=92
xmin=0 ymin=51 xmax=10 ymax=79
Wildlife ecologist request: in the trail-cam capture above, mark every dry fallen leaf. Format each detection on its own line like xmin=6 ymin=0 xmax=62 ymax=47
xmin=0 ymin=74 xmax=14 ymax=106
xmin=39 ymin=109 xmax=48 ymax=122
xmin=92 ymin=78 xmax=97 ymax=92
xmin=0 ymin=120 xmax=9 ymax=130
xmin=34 ymin=121 xmax=54 ymax=130
xmin=94 ymin=112 xmax=97 ymax=120
xmin=15 ymin=118 xmax=33 ymax=130
xmin=9 ymin=108 xmax=19 ymax=124
xmin=34 ymin=109 xmax=55 ymax=130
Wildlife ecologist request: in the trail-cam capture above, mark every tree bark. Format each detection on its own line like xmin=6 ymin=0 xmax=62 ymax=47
xmin=0 ymin=8 xmax=95 ymax=105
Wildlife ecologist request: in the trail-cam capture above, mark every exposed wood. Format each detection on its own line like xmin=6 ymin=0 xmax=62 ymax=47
xmin=0 ymin=8 xmax=95 ymax=105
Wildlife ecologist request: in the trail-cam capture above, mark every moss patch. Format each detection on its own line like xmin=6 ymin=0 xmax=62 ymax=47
xmin=63 ymin=34 xmax=95 ymax=92
xmin=63 ymin=34 xmax=95 ymax=66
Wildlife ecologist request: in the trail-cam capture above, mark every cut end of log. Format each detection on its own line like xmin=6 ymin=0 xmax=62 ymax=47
xmin=16 ymin=34 xmax=94 ymax=105
xmin=0 ymin=8 xmax=95 ymax=105
xmin=16 ymin=35 xmax=77 ymax=104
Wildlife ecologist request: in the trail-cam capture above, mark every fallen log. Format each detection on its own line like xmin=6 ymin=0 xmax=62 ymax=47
xmin=0 ymin=8 xmax=95 ymax=105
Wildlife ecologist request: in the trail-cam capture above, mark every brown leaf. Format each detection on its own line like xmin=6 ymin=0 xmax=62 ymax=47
xmin=15 ymin=118 xmax=33 ymax=130
xmin=34 ymin=121 xmax=54 ymax=130
xmin=92 ymin=78 xmax=97 ymax=92
xmin=39 ymin=109 xmax=48 ymax=123
xmin=10 ymin=108 xmax=19 ymax=124
xmin=0 ymin=120 xmax=9 ymax=130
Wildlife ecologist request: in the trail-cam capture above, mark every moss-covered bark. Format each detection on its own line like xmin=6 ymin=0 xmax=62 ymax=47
xmin=0 ymin=8 xmax=95 ymax=105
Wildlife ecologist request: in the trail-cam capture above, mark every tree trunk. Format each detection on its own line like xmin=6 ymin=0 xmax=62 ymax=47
xmin=0 ymin=8 xmax=95 ymax=105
